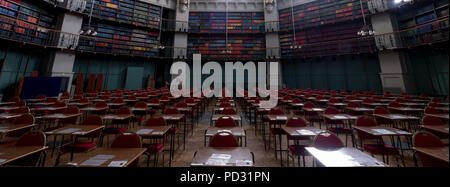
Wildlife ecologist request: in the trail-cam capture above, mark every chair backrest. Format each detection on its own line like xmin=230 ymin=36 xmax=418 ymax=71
xmin=303 ymin=102 xmax=315 ymax=108
xmin=221 ymin=108 xmax=237 ymax=115
xmin=149 ymin=98 xmax=160 ymax=104
xmin=374 ymin=107 xmax=390 ymax=114
xmin=219 ymin=102 xmax=231 ymax=107
xmin=428 ymin=102 xmax=440 ymax=107
xmin=164 ymin=108 xmax=180 ymax=115
xmin=286 ymin=117 xmax=307 ymax=127
xmin=420 ymin=94 xmax=429 ymax=98
xmin=292 ymin=98 xmax=302 ymax=104
xmin=269 ymin=108 xmax=284 ymax=115
xmin=63 ymin=106 xmax=80 ymax=114
xmin=113 ymin=98 xmax=124 ymax=104
xmin=345 ymin=96 xmax=355 ymax=100
xmin=95 ymin=102 xmax=108 ymax=108
xmin=80 ymin=98 xmax=89 ymax=103
xmin=388 ymin=102 xmax=401 ymax=108
xmin=424 ymin=107 xmax=441 ymax=115
xmin=347 ymin=102 xmax=360 ymax=108
xmin=47 ymin=98 xmax=58 ymax=103
xmin=356 ymin=116 xmax=377 ymax=127
xmin=13 ymin=114 xmax=35 ymax=125
xmin=116 ymin=107 xmax=131 ymax=115
xmin=145 ymin=117 xmax=166 ymax=126
xmin=12 ymin=101 xmax=26 ymax=107
xmin=10 ymin=107 xmax=30 ymax=114
xmin=134 ymin=102 xmax=147 ymax=108
xmin=328 ymin=98 xmax=339 ymax=103
xmin=128 ymin=95 xmax=137 ymax=100
xmin=215 ymin=116 xmax=236 ymax=127
xmin=186 ymin=98 xmax=195 ymax=103
xmin=52 ymin=102 xmax=67 ymax=108
xmin=101 ymin=95 xmax=110 ymax=100
xmin=312 ymin=132 xmax=344 ymax=149
xmin=209 ymin=132 xmax=239 ymax=147
xmin=431 ymin=98 xmax=442 ymax=103
xmin=8 ymin=97 xmax=20 ymax=102
xmin=160 ymin=96 xmax=169 ymax=100
xmin=35 ymin=95 xmax=46 ymax=100
xmin=324 ymin=107 xmax=340 ymax=115
xmin=362 ymin=98 xmax=373 ymax=104
xmin=82 ymin=116 xmax=103 ymax=126
xmin=176 ymin=102 xmax=188 ymax=108
xmin=413 ymin=131 xmax=448 ymax=167
xmin=422 ymin=116 xmax=444 ymax=126
xmin=15 ymin=130 xmax=46 ymax=146
xmin=111 ymin=133 xmax=142 ymax=148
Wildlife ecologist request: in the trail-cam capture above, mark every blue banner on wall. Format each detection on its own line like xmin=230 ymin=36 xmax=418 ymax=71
xmin=20 ymin=77 xmax=69 ymax=99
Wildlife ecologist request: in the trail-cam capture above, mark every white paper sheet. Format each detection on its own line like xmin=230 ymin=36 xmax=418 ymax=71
xmin=108 ymin=160 xmax=128 ymax=167
xmin=136 ymin=129 xmax=153 ymax=135
xmin=372 ymin=129 xmax=395 ymax=134
xmin=296 ymin=129 xmax=315 ymax=136
xmin=235 ymin=160 xmax=253 ymax=166
xmin=0 ymin=159 xmax=7 ymax=163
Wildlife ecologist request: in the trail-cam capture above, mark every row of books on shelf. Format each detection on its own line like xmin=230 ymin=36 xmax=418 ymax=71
xmin=0 ymin=0 xmax=56 ymax=29
xmin=189 ymin=12 xmax=265 ymax=33
xmin=396 ymin=0 xmax=449 ymax=47
xmin=279 ymin=0 xmax=368 ymax=30
xmin=0 ymin=15 xmax=53 ymax=46
xmin=85 ymin=21 xmax=159 ymax=43
xmin=84 ymin=0 xmax=161 ymax=29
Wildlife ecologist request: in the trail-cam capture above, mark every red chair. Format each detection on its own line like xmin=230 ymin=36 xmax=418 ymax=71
xmin=424 ymin=107 xmax=440 ymax=115
xmin=110 ymin=133 xmax=142 ymax=167
xmin=92 ymin=102 xmax=108 ymax=115
xmin=55 ymin=116 xmax=103 ymax=166
xmin=374 ymin=107 xmax=395 ymax=127
xmin=60 ymin=106 xmax=81 ymax=125
xmin=221 ymin=108 xmax=237 ymax=115
xmin=35 ymin=95 xmax=46 ymax=100
xmin=312 ymin=131 xmax=344 ymax=149
xmin=323 ymin=107 xmax=353 ymax=146
xmin=60 ymin=92 xmax=70 ymax=100
xmin=413 ymin=131 xmax=448 ymax=167
xmin=103 ymin=107 xmax=130 ymax=143
xmin=8 ymin=97 xmax=20 ymax=102
xmin=46 ymin=98 xmax=58 ymax=103
xmin=142 ymin=117 xmax=166 ymax=167
xmin=215 ymin=116 xmax=236 ymax=127
xmin=303 ymin=102 xmax=322 ymax=127
xmin=0 ymin=114 xmax=35 ymax=146
xmin=132 ymin=102 xmax=148 ymax=124
xmin=145 ymin=117 xmax=166 ymax=127
xmin=431 ymin=98 xmax=442 ymax=103
xmin=422 ymin=116 xmax=448 ymax=139
xmin=9 ymin=107 xmax=30 ymax=114
xmin=355 ymin=117 xmax=401 ymax=166
xmin=209 ymin=132 xmax=239 ymax=147
xmin=6 ymin=130 xmax=47 ymax=167
xmin=328 ymin=98 xmax=339 ymax=104
xmin=12 ymin=101 xmax=26 ymax=107
xmin=419 ymin=94 xmax=429 ymax=99
xmin=388 ymin=101 xmax=400 ymax=107
xmin=286 ymin=117 xmax=310 ymax=167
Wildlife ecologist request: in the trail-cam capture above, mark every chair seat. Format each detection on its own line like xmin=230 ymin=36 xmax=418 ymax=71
xmin=288 ymin=145 xmax=309 ymax=156
xmin=0 ymin=141 xmax=17 ymax=146
xmin=327 ymin=127 xmax=352 ymax=134
xmin=61 ymin=141 xmax=96 ymax=153
xmin=143 ymin=143 xmax=163 ymax=153
xmin=103 ymin=127 xmax=127 ymax=135
xmin=363 ymin=144 xmax=399 ymax=155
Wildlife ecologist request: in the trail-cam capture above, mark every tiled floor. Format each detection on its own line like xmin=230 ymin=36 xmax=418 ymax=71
xmin=47 ymin=98 xmax=417 ymax=167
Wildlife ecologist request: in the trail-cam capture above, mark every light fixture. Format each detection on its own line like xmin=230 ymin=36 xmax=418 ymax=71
xmin=394 ymin=0 xmax=413 ymax=4
xmin=357 ymin=0 xmax=375 ymax=37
